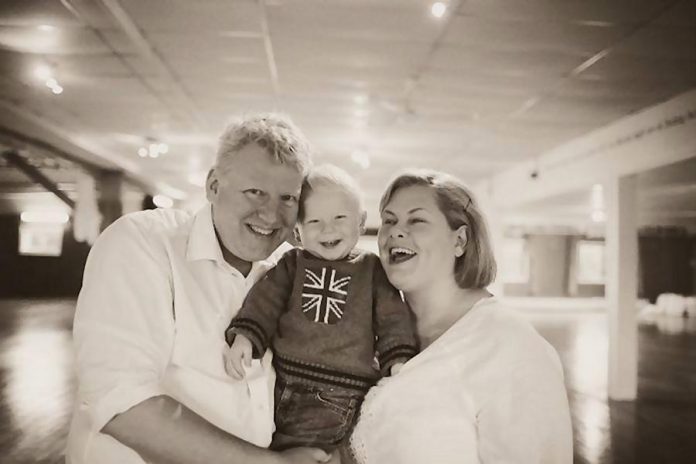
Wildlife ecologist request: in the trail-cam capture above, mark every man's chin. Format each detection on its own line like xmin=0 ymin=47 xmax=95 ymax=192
xmin=243 ymin=239 xmax=286 ymax=261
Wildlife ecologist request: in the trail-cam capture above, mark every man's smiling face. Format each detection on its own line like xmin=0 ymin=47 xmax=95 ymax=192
xmin=206 ymin=142 xmax=304 ymax=270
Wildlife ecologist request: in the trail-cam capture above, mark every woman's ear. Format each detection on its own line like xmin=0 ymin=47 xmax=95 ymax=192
xmin=454 ymin=225 xmax=468 ymax=257
xmin=359 ymin=210 xmax=367 ymax=234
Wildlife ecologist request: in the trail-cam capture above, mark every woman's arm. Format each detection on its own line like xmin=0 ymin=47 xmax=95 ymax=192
xmin=477 ymin=351 xmax=573 ymax=463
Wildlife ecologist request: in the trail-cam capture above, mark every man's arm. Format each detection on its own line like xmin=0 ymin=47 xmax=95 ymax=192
xmin=73 ymin=215 xmax=326 ymax=464
xmin=103 ymin=395 xmax=328 ymax=464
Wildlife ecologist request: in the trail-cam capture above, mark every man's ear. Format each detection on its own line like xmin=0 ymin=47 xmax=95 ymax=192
xmin=359 ymin=210 xmax=367 ymax=234
xmin=205 ymin=168 xmax=218 ymax=202
xmin=455 ymin=225 xmax=468 ymax=257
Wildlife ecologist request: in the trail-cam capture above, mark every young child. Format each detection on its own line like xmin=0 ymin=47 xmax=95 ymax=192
xmin=224 ymin=164 xmax=418 ymax=452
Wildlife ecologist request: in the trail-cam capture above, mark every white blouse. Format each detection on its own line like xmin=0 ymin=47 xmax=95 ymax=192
xmin=350 ymin=298 xmax=573 ymax=464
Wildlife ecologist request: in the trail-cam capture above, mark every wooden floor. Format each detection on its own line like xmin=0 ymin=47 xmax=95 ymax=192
xmin=0 ymin=298 xmax=694 ymax=464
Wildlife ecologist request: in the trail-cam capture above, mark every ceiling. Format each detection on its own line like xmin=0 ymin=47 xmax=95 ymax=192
xmin=0 ymin=0 xmax=694 ymax=227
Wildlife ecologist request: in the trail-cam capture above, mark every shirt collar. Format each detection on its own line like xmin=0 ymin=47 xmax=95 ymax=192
xmin=186 ymin=203 xmax=226 ymax=264
xmin=185 ymin=203 xmax=285 ymax=277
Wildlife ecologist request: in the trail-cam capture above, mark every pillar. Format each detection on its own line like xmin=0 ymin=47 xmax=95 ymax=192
xmin=98 ymin=170 xmax=124 ymax=231
xmin=605 ymin=174 xmax=639 ymax=400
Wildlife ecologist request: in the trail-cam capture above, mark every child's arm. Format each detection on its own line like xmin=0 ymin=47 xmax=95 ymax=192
xmin=224 ymin=334 xmax=253 ymax=379
xmin=225 ymin=250 xmax=299 ymax=361
xmin=371 ymin=256 xmax=419 ymax=376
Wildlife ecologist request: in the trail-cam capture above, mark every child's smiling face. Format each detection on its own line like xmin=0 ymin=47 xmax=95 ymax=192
xmin=297 ymin=185 xmax=366 ymax=260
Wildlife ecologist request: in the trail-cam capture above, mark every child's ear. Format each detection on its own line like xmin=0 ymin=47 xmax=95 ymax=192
xmin=359 ymin=211 xmax=367 ymax=234
xmin=293 ymin=226 xmax=302 ymax=245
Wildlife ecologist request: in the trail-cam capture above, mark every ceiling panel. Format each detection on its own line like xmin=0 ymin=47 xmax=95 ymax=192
xmin=119 ymin=0 xmax=262 ymax=33
xmin=0 ymin=0 xmax=693 ymax=228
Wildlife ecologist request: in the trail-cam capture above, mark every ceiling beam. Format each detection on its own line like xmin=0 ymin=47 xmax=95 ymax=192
xmin=2 ymin=150 xmax=76 ymax=209
xmin=478 ymin=89 xmax=696 ymax=208
xmin=505 ymin=0 xmax=683 ymax=119
xmin=258 ymin=0 xmax=281 ymax=99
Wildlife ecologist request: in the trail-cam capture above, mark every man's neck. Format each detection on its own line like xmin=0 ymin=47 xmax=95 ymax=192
xmin=213 ymin=226 xmax=252 ymax=276
xmin=220 ymin=247 xmax=252 ymax=277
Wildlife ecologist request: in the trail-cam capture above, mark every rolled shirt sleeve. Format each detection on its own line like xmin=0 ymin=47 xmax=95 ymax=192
xmin=72 ymin=213 xmax=177 ymax=433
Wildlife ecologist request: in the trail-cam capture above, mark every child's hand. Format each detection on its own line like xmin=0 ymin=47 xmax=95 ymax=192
xmin=390 ymin=362 xmax=404 ymax=376
xmin=224 ymin=335 xmax=253 ymax=379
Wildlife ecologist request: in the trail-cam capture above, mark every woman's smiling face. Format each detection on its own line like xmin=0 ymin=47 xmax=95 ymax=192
xmin=377 ymin=185 xmax=460 ymax=293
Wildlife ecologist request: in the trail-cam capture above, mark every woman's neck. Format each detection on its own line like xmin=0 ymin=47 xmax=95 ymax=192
xmin=405 ymin=279 xmax=491 ymax=349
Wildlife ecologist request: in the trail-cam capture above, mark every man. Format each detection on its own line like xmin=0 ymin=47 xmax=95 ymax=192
xmin=67 ymin=114 xmax=335 ymax=464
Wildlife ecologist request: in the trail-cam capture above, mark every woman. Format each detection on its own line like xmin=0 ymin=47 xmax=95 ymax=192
xmin=347 ymin=170 xmax=573 ymax=464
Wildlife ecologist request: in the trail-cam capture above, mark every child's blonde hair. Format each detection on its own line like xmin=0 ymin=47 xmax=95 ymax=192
xmin=298 ymin=164 xmax=364 ymax=221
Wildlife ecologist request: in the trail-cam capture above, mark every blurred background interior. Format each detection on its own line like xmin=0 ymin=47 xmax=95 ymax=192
xmin=0 ymin=1 xmax=695 ymax=463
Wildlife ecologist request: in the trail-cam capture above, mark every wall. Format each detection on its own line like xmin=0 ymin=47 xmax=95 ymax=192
xmin=0 ymin=215 xmax=90 ymax=298
xmin=638 ymin=232 xmax=694 ymax=302
xmin=502 ymin=232 xmax=695 ymax=299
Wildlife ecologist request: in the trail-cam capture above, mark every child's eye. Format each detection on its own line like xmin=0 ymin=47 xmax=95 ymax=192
xmin=382 ymin=217 xmax=396 ymax=225
xmin=305 ymin=219 xmax=320 ymax=225
xmin=335 ymin=215 xmax=347 ymax=220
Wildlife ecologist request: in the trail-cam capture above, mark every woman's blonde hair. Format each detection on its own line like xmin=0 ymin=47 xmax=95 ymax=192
xmin=379 ymin=169 xmax=497 ymax=289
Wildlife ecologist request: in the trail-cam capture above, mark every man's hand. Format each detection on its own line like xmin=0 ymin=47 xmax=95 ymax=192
xmin=224 ymin=335 xmax=253 ymax=379
xmin=277 ymin=447 xmax=335 ymax=464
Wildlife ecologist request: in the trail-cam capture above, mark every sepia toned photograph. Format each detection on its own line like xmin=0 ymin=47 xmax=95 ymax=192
xmin=0 ymin=1 xmax=695 ymax=463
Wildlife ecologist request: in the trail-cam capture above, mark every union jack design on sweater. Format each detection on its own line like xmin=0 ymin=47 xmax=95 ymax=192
xmin=225 ymin=248 xmax=418 ymax=392
xmin=301 ymin=267 xmax=351 ymax=324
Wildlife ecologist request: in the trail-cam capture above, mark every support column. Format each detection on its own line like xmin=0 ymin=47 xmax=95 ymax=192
xmin=605 ymin=174 xmax=639 ymax=400
xmin=98 ymin=170 xmax=124 ymax=231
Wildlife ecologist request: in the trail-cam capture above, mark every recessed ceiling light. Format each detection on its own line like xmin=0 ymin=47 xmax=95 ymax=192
xmin=34 ymin=64 xmax=52 ymax=81
xmin=431 ymin=2 xmax=447 ymax=18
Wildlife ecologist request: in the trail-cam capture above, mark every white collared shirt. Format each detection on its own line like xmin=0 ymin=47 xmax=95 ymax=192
xmin=66 ymin=205 xmax=288 ymax=464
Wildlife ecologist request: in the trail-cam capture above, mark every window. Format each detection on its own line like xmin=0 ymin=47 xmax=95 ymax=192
xmin=576 ymin=240 xmax=605 ymax=285
xmin=18 ymin=223 xmax=64 ymax=257
xmin=500 ymin=237 xmax=529 ymax=284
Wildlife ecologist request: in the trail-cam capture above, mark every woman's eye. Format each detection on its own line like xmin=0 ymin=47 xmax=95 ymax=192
xmin=409 ymin=217 xmax=425 ymax=224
